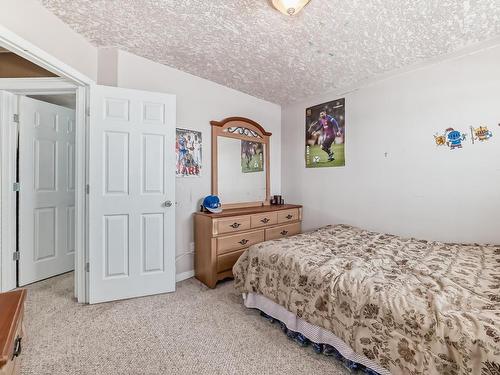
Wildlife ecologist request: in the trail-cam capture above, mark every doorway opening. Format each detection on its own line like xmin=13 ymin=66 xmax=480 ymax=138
xmin=16 ymin=93 xmax=77 ymax=286
xmin=1 ymin=26 xmax=177 ymax=304
xmin=0 ymin=41 xmax=88 ymax=302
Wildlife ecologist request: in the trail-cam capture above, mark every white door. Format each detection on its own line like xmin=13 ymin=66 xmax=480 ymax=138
xmin=88 ymin=85 xmax=176 ymax=304
xmin=18 ymin=96 xmax=76 ymax=286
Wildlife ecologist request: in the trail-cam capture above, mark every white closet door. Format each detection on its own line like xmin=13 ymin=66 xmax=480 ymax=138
xmin=88 ymin=85 xmax=176 ymax=304
xmin=19 ymin=96 xmax=76 ymax=286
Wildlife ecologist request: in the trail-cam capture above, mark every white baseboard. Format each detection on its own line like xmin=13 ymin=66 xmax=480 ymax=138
xmin=176 ymin=270 xmax=195 ymax=283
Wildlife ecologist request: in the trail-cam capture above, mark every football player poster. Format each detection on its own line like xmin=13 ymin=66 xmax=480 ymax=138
xmin=176 ymin=128 xmax=202 ymax=177
xmin=241 ymin=140 xmax=264 ymax=173
xmin=305 ymin=98 xmax=345 ymax=168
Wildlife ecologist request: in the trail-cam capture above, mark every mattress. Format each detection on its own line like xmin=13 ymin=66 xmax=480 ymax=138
xmin=233 ymin=224 xmax=500 ymax=375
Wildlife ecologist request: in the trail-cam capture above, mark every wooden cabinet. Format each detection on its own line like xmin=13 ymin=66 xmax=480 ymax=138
xmin=216 ymin=216 xmax=251 ymax=234
xmin=0 ymin=290 xmax=26 ymax=375
xmin=250 ymin=212 xmax=278 ymax=228
xmin=217 ymin=249 xmax=246 ymax=273
xmin=194 ymin=204 xmax=302 ymax=288
xmin=277 ymin=208 xmax=300 ymax=224
xmin=217 ymin=230 xmax=265 ymax=255
xmin=265 ymin=222 xmax=301 ymax=241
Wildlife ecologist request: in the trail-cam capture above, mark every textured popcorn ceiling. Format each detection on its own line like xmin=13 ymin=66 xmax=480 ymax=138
xmin=40 ymin=0 xmax=500 ymax=104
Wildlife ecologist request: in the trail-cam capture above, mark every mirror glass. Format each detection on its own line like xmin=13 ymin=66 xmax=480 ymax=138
xmin=218 ymin=136 xmax=266 ymax=204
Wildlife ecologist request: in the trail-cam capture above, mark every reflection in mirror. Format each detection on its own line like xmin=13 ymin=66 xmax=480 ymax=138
xmin=218 ymin=137 xmax=266 ymax=204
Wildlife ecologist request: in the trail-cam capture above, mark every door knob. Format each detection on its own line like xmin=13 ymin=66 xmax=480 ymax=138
xmin=164 ymin=200 xmax=173 ymax=207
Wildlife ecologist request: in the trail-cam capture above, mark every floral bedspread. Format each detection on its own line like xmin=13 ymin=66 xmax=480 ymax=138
xmin=233 ymin=224 xmax=500 ymax=375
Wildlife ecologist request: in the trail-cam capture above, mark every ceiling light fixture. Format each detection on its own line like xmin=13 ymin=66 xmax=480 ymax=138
xmin=271 ymin=0 xmax=311 ymax=16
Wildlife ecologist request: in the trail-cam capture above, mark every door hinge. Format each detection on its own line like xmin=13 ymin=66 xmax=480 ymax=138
xmin=13 ymin=252 xmax=20 ymax=261
xmin=12 ymin=182 xmax=20 ymax=192
xmin=86 ymin=108 xmax=90 ymax=117
xmin=86 ymin=184 xmax=90 ymax=194
xmin=85 ymin=262 xmax=90 ymax=272
xmin=13 ymin=114 xmax=19 ymax=123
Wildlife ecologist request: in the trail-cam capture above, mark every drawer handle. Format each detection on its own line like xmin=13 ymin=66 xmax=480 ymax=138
xmin=230 ymin=222 xmax=241 ymax=228
xmin=12 ymin=336 xmax=21 ymax=359
xmin=260 ymin=218 xmax=270 ymax=223
xmin=286 ymin=214 xmax=293 ymax=220
xmin=280 ymin=230 xmax=289 ymax=236
xmin=239 ymin=239 xmax=249 ymax=245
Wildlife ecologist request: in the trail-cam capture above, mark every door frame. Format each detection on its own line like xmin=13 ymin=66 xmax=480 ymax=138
xmin=0 ymin=24 xmax=94 ymax=303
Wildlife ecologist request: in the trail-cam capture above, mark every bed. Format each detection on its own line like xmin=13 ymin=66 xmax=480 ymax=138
xmin=233 ymin=224 xmax=500 ymax=375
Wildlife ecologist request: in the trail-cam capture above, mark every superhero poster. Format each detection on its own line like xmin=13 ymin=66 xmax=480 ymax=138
xmin=305 ymin=98 xmax=345 ymax=168
xmin=176 ymin=128 xmax=202 ymax=177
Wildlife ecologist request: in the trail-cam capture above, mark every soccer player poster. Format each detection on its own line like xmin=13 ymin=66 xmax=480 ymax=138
xmin=241 ymin=140 xmax=264 ymax=173
xmin=305 ymin=98 xmax=345 ymax=168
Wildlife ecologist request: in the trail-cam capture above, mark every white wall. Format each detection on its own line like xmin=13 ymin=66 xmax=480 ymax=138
xmin=113 ymin=50 xmax=282 ymax=275
xmin=0 ymin=0 xmax=97 ymax=81
xmin=282 ymin=44 xmax=500 ymax=244
xmin=97 ymin=48 xmax=118 ymax=86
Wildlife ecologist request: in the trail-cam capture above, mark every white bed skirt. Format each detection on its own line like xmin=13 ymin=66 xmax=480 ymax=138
xmin=243 ymin=293 xmax=391 ymax=375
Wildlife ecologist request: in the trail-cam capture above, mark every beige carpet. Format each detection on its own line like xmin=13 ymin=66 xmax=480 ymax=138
xmin=21 ymin=273 xmax=350 ymax=375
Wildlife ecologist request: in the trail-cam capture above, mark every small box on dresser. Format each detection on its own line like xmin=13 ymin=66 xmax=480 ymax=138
xmin=194 ymin=204 xmax=302 ymax=288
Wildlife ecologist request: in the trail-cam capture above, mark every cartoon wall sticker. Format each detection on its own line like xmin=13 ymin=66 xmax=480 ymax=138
xmin=444 ymin=128 xmax=466 ymax=150
xmin=434 ymin=128 xmax=467 ymax=149
xmin=433 ymin=126 xmax=496 ymax=149
xmin=470 ymin=125 xmax=493 ymax=144
xmin=433 ymin=133 xmax=446 ymax=146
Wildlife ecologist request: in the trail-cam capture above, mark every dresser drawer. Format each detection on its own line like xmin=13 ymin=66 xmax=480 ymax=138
xmin=4 ymin=319 xmax=23 ymax=375
xmin=217 ymin=249 xmax=246 ymax=272
xmin=0 ymin=290 xmax=25 ymax=375
xmin=265 ymin=222 xmax=301 ymax=241
xmin=217 ymin=230 xmax=264 ymax=255
xmin=250 ymin=212 xmax=277 ymax=228
xmin=277 ymin=208 xmax=299 ymax=224
xmin=216 ymin=216 xmax=251 ymax=235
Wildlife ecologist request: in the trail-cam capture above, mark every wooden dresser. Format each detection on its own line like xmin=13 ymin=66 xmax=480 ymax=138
xmin=194 ymin=204 xmax=302 ymax=288
xmin=0 ymin=290 xmax=26 ymax=375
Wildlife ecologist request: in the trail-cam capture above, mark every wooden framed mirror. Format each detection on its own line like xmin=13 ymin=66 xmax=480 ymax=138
xmin=210 ymin=117 xmax=271 ymax=209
